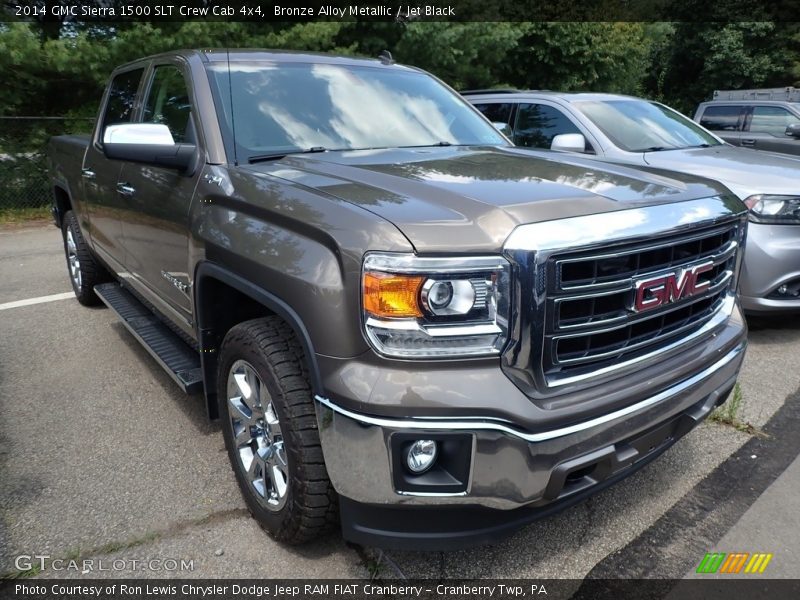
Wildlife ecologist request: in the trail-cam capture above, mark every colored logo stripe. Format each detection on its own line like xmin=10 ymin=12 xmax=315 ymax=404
xmin=719 ymin=553 xmax=749 ymax=573
xmin=745 ymin=553 xmax=773 ymax=574
xmin=696 ymin=552 xmax=773 ymax=574
xmin=697 ymin=553 xmax=726 ymax=573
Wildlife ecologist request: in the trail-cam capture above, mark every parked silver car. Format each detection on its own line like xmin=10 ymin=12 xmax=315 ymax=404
xmin=465 ymin=90 xmax=800 ymax=313
xmin=694 ymin=88 xmax=800 ymax=157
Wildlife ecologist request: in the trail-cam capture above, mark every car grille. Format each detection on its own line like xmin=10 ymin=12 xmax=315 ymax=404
xmin=542 ymin=222 xmax=741 ymax=379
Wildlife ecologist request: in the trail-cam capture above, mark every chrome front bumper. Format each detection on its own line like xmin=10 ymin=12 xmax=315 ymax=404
xmin=315 ymin=341 xmax=745 ymax=511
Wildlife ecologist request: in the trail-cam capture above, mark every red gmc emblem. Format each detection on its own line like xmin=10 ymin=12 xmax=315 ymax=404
xmin=632 ymin=261 xmax=714 ymax=312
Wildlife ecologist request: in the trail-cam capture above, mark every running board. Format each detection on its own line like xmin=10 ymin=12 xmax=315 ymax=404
xmin=94 ymin=283 xmax=203 ymax=394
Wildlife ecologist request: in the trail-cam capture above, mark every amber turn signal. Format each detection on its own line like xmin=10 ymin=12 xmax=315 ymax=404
xmin=363 ymin=272 xmax=425 ymax=318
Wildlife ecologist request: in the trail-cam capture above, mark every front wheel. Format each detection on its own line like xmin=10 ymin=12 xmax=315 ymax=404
xmin=217 ymin=317 xmax=338 ymax=544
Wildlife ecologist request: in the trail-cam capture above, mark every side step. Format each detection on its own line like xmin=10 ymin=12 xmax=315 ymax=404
xmin=94 ymin=283 xmax=204 ymax=394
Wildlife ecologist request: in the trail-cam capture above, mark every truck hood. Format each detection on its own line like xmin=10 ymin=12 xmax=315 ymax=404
xmin=247 ymin=145 xmax=735 ymax=252
xmin=642 ymin=144 xmax=800 ymax=200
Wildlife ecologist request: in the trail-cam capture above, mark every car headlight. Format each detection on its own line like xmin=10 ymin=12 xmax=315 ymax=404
xmin=744 ymin=195 xmax=800 ymax=224
xmin=362 ymin=253 xmax=510 ymax=358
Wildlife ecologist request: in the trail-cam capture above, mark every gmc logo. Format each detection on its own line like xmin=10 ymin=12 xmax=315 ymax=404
xmin=632 ymin=261 xmax=714 ymax=312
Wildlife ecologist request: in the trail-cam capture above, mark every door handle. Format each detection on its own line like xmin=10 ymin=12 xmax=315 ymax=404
xmin=116 ymin=182 xmax=136 ymax=197
xmin=741 ymin=138 xmax=755 ymax=146
xmin=81 ymin=168 xmax=96 ymax=179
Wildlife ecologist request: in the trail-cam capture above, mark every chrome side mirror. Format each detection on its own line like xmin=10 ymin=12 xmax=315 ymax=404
xmin=102 ymin=123 xmax=196 ymax=174
xmin=492 ymin=122 xmax=513 ymax=137
xmin=785 ymin=123 xmax=800 ymax=139
xmin=550 ymin=133 xmax=586 ymax=153
xmin=103 ymin=123 xmax=175 ymax=145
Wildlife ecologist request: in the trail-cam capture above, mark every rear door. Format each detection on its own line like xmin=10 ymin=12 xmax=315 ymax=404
xmin=116 ymin=60 xmax=201 ymax=327
xmin=696 ymin=104 xmax=745 ymax=146
xmin=81 ymin=67 xmax=145 ymax=272
xmin=741 ymin=105 xmax=800 ymax=155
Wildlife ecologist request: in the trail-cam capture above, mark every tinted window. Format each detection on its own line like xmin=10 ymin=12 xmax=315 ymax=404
xmin=513 ymin=104 xmax=580 ymax=149
xmin=101 ymin=69 xmax=144 ymax=134
xmin=575 ymin=100 xmax=720 ymax=152
xmin=749 ymin=106 xmax=800 ymax=136
xmin=143 ymin=66 xmax=193 ymax=143
xmin=699 ymin=105 xmax=743 ymax=131
xmin=473 ymin=103 xmax=513 ymax=125
xmin=206 ymin=62 xmax=506 ymax=160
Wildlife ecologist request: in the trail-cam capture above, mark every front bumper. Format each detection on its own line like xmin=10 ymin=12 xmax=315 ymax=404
xmin=740 ymin=221 xmax=800 ymax=313
xmin=315 ymin=340 xmax=745 ymax=549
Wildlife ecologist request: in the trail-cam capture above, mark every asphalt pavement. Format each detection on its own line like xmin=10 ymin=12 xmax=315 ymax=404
xmin=1 ymin=223 xmax=798 ymax=582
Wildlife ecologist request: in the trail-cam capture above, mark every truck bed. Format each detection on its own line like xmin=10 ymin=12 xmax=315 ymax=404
xmin=48 ymin=134 xmax=90 ymax=201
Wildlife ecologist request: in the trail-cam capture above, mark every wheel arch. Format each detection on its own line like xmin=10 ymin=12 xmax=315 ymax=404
xmin=193 ymin=261 xmax=323 ymax=420
xmin=52 ymin=185 xmax=72 ymax=229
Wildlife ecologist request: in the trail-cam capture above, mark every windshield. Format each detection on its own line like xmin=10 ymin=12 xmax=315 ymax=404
xmin=207 ymin=62 xmax=506 ymax=161
xmin=574 ymin=100 xmax=721 ymax=152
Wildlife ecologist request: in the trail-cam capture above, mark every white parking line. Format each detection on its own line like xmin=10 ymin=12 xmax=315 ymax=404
xmin=0 ymin=292 xmax=74 ymax=311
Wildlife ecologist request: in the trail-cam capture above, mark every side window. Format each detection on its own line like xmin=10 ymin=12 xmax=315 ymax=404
xmin=698 ymin=105 xmax=743 ymax=131
xmin=101 ymin=68 xmax=144 ymax=135
xmin=513 ymin=103 xmax=581 ymax=149
xmin=473 ymin=103 xmax=513 ymax=126
xmin=749 ymin=106 xmax=800 ymax=136
xmin=142 ymin=66 xmax=193 ymax=143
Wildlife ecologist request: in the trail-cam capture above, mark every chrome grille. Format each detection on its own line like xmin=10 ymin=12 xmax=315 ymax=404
xmin=543 ymin=223 xmax=741 ymax=377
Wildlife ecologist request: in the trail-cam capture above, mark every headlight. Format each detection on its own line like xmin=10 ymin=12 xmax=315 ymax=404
xmin=744 ymin=195 xmax=800 ymax=224
xmin=362 ymin=253 xmax=510 ymax=358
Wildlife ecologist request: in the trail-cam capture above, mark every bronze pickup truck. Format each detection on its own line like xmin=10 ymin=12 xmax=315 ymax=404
xmin=49 ymin=49 xmax=748 ymax=549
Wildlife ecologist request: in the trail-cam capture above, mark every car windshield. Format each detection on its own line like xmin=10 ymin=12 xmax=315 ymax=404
xmin=574 ymin=99 xmax=721 ymax=152
xmin=206 ymin=61 xmax=507 ymax=161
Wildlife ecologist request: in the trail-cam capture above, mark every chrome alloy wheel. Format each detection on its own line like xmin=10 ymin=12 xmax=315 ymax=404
xmin=66 ymin=228 xmax=81 ymax=289
xmin=226 ymin=360 xmax=289 ymax=510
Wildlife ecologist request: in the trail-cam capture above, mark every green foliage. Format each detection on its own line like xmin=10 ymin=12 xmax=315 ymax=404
xmin=394 ymin=22 xmax=525 ymax=90
xmin=499 ymin=23 xmax=650 ymax=93
xmin=0 ymin=19 xmax=798 ymax=121
xmin=653 ymin=22 xmax=800 ymax=113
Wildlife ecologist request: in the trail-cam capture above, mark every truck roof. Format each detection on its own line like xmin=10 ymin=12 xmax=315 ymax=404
xmin=114 ymin=49 xmax=410 ymax=71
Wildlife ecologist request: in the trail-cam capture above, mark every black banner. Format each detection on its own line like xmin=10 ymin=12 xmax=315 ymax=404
xmin=4 ymin=0 xmax=800 ymax=23
xmin=3 ymin=579 xmax=800 ymax=600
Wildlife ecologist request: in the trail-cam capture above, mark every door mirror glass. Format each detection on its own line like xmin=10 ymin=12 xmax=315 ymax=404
xmin=103 ymin=123 xmax=175 ymax=145
xmin=551 ymin=133 xmax=586 ymax=153
xmin=786 ymin=123 xmax=800 ymax=138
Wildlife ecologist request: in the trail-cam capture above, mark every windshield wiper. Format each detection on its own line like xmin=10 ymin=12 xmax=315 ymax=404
xmin=685 ymin=143 xmax=712 ymax=148
xmin=248 ymin=146 xmax=328 ymax=164
xmin=397 ymin=141 xmax=454 ymax=148
xmin=640 ymin=146 xmax=669 ymax=152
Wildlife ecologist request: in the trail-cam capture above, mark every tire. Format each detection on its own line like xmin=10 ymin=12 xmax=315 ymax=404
xmin=61 ymin=210 xmax=110 ymax=306
xmin=217 ymin=317 xmax=338 ymax=544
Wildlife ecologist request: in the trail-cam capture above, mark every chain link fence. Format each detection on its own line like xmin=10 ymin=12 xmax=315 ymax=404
xmin=0 ymin=117 xmax=94 ymax=212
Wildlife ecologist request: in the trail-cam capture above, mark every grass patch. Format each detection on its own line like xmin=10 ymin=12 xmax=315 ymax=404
xmin=0 ymin=532 xmax=162 ymax=579
xmin=0 ymin=207 xmax=52 ymax=224
xmin=1 ymin=564 xmax=41 ymax=579
xmin=710 ymin=383 xmax=767 ymax=437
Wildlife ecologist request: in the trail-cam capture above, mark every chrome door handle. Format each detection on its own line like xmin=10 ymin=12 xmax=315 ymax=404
xmin=741 ymin=138 xmax=755 ymax=146
xmin=81 ymin=168 xmax=96 ymax=179
xmin=116 ymin=182 xmax=136 ymax=197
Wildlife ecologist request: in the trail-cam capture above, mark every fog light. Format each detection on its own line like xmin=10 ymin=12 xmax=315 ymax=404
xmin=405 ymin=440 xmax=438 ymax=474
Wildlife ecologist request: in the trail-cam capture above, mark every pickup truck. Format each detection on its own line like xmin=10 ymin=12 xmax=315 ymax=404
xmin=49 ymin=50 xmax=748 ymax=550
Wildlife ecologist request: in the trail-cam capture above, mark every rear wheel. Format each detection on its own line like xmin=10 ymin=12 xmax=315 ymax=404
xmin=218 ymin=317 xmax=338 ymax=544
xmin=61 ymin=210 xmax=110 ymax=306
